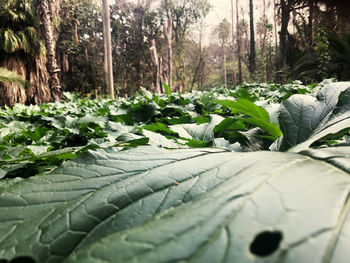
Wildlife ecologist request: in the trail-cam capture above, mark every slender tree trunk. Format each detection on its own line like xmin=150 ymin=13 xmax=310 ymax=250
xmin=135 ymin=7 xmax=144 ymax=90
xmin=163 ymin=19 xmax=173 ymax=91
xmin=39 ymin=0 xmax=61 ymax=102
xmin=236 ymin=0 xmax=242 ymax=84
xmin=191 ymin=21 xmax=203 ymax=92
xmin=74 ymin=20 xmax=79 ymax=46
xmin=102 ymin=0 xmax=114 ymax=99
xmin=198 ymin=20 xmax=204 ymax=90
xmin=248 ymin=0 xmax=256 ymax=74
xmin=27 ymin=56 xmax=51 ymax=105
xmin=223 ymin=42 xmax=227 ymax=89
xmin=150 ymin=39 xmax=161 ymax=93
xmin=262 ymin=0 xmax=267 ymax=82
xmin=308 ymin=3 xmax=314 ymax=49
xmin=200 ymin=59 xmax=204 ymax=90
xmin=62 ymin=52 xmax=69 ymax=72
xmin=231 ymin=0 xmax=236 ymax=86
xmin=279 ymin=0 xmax=291 ymax=69
xmin=274 ymin=0 xmax=278 ymax=51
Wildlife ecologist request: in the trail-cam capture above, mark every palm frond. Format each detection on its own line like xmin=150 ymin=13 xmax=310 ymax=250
xmin=328 ymin=33 xmax=350 ymax=65
xmin=18 ymin=31 xmax=30 ymax=53
xmin=8 ymin=9 xmax=19 ymax=22
xmin=0 ymin=67 xmax=28 ymax=89
xmin=3 ymin=29 xmax=21 ymax=53
xmin=24 ymin=27 xmax=44 ymax=55
xmin=290 ymin=53 xmax=320 ymax=80
xmin=1 ymin=0 xmax=35 ymax=26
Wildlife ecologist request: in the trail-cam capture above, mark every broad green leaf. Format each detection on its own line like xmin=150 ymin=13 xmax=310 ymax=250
xmin=142 ymin=130 xmax=181 ymax=148
xmin=185 ymin=139 xmax=211 ymax=147
xmin=77 ymin=115 xmax=107 ymax=128
xmin=170 ymin=114 xmax=224 ymax=142
xmin=333 ymin=87 xmax=350 ymax=115
xmin=279 ymin=85 xmax=350 ymax=151
xmin=216 ymin=99 xmax=282 ymax=139
xmin=0 ymin=145 xmax=99 ymax=179
xmin=118 ymin=137 xmax=149 ymax=147
xmin=243 ymin=118 xmax=282 ymax=139
xmin=212 ymin=118 xmax=245 ymax=144
xmin=216 ymin=99 xmax=270 ymax=122
xmin=129 ymin=101 xmax=160 ymax=123
xmin=279 ymin=95 xmax=331 ymax=142
xmin=212 ymin=138 xmax=242 ymax=151
xmin=291 ymin=112 xmax=350 ymax=152
xmin=67 ymin=147 xmax=350 ymax=263
xmin=0 ymin=147 xmax=349 ymax=262
xmin=142 ymin=123 xmax=178 ymax=137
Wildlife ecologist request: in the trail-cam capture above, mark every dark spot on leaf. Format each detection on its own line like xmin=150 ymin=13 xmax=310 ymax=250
xmin=0 ymin=259 xmax=8 ymax=263
xmin=10 ymin=256 xmax=36 ymax=263
xmin=250 ymin=231 xmax=283 ymax=257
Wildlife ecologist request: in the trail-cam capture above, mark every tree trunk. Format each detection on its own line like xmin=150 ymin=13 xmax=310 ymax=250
xmin=279 ymin=0 xmax=291 ymax=69
xmin=223 ymin=43 xmax=227 ymax=89
xmin=262 ymin=0 xmax=268 ymax=82
xmin=27 ymin=57 xmax=51 ymax=105
xmin=191 ymin=20 xmax=204 ymax=91
xmin=236 ymin=0 xmax=243 ymax=84
xmin=38 ymin=0 xmax=61 ymax=102
xmin=150 ymin=39 xmax=161 ymax=93
xmin=308 ymin=3 xmax=314 ymax=49
xmin=200 ymin=59 xmax=204 ymax=90
xmin=62 ymin=52 xmax=69 ymax=72
xmin=274 ymin=0 xmax=278 ymax=51
xmin=231 ymin=0 xmax=236 ymax=86
xmin=74 ymin=20 xmax=79 ymax=46
xmin=102 ymin=0 xmax=114 ymax=99
xmin=163 ymin=19 xmax=173 ymax=91
xmin=248 ymin=0 xmax=257 ymax=74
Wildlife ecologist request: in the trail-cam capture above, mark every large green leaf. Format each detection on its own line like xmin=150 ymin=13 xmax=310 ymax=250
xmin=170 ymin=114 xmax=224 ymax=142
xmin=291 ymin=112 xmax=350 ymax=152
xmin=279 ymin=84 xmax=350 ymax=151
xmin=0 ymin=146 xmax=349 ymax=262
xmin=216 ymin=99 xmax=282 ymax=139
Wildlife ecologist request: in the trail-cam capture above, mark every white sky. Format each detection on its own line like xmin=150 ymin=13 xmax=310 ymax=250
xmin=194 ymin=0 xmax=276 ymax=45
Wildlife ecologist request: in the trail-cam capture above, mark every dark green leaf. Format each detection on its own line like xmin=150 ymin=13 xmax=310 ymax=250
xmin=0 ymin=147 xmax=348 ymax=262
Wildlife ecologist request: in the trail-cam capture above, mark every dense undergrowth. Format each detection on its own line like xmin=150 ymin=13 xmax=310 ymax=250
xmin=0 ymin=80 xmax=349 ymax=263
xmin=0 ymin=80 xmax=348 ymax=179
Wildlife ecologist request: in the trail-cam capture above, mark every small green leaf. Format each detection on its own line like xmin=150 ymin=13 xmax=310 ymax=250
xmin=162 ymin=82 xmax=172 ymax=95
xmin=216 ymin=99 xmax=282 ymax=140
xmin=216 ymin=99 xmax=270 ymax=121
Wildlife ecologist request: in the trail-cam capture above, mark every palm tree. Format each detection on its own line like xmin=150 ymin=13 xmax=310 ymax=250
xmin=0 ymin=0 xmax=51 ymax=106
xmin=248 ymin=0 xmax=256 ymax=74
xmin=215 ymin=18 xmax=231 ymax=89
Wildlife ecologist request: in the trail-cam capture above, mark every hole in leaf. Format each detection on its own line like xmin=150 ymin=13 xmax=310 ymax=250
xmin=250 ymin=231 xmax=283 ymax=257
xmin=10 ymin=257 xmax=36 ymax=263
